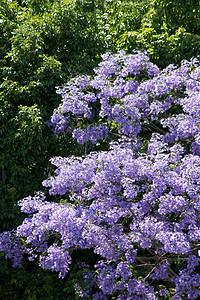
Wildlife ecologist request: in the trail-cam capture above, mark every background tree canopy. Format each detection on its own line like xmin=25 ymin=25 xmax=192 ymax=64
xmin=0 ymin=0 xmax=200 ymax=298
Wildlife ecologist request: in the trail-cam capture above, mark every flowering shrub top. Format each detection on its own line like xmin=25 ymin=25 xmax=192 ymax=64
xmin=1 ymin=51 xmax=200 ymax=299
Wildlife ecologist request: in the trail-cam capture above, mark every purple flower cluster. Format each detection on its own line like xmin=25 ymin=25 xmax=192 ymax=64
xmin=49 ymin=51 xmax=160 ymax=142
xmin=0 ymin=230 xmax=24 ymax=268
xmin=1 ymin=51 xmax=200 ymax=299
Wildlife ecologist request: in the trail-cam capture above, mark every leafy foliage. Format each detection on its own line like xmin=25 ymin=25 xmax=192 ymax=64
xmin=117 ymin=1 xmax=200 ymax=67
xmin=1 ymin=0 xmax=200 ymax=299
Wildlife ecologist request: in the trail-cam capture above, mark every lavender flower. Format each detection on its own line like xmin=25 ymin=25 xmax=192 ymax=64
xmin=1 ymin=51 xmax=200 ymax=299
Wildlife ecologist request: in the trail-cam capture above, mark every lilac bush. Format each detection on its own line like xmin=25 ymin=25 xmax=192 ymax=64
xmin=1 ymin=51 xmax=200 ymax=299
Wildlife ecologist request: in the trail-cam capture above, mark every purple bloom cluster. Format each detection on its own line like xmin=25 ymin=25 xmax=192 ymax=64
xmin=49 ymin=51 xmax=160 ymax=142
xmin=1 ymin=51 xmax=200 ymax=299
xmin=0 ymin=230 xmax=24 ymax=268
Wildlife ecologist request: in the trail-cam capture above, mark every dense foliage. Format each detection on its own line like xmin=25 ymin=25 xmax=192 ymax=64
xmin=1 ymin=0 xmax=200 ymax=228
xmin=1 ymin=51 xmax=200 ymax=299
xmin=0 ymin=0 xmax=200 ymax=298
